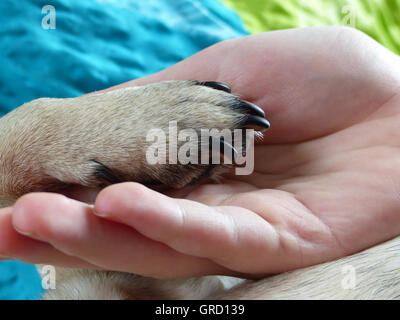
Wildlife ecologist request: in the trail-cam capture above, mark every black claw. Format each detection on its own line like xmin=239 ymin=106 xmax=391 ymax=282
xmin=199 ymin=81 xmax=232 ymax=93
xmin=236 ymin=100 xmax=265 ymax=117
xmin=220 ymin=139 xmax=238 ymax=162
xmin=208 ymin=136 xmax=238 ymax=163
xmin=242 ymin=115 xmax=270 ymax=131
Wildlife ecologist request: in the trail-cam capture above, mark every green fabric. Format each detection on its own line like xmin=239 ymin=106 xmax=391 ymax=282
xmin=221 ymin=0 xmax=400 ymax=54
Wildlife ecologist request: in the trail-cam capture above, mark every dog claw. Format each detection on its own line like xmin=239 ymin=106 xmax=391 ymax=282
xmin=199 ymin=81 xmax=232 ymax=93
xmin=242 ymin=115 xmax=270 ymax=131
xmin=220 ymin=139 xmax=238 ymax=161
xmin=236 ymin=100 xmax=265 ymax=117
xmin=208 ymin=137 xmax=238 ymax=162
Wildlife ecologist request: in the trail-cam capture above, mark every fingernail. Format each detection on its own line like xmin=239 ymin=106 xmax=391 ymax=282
xmin=14 ymin=227 xmax=34 ymax=237
xmin=13 ymin=227 xmax=43 ymax=241
xmin=91 ymin=205 xmax=108 ymax=217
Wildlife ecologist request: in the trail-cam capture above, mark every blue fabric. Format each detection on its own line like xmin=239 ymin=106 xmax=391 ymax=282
xmin=0 ymin=0 xmax=248 ymax=116
xmin=0 ymin=261 xmax=44 ymax=300
xmin=0 ymin=0 xmax=248 ymax=299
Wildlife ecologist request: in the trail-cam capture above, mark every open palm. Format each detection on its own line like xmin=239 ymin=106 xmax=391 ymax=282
xmin=2 ymin=27 xmax=400 ymax=279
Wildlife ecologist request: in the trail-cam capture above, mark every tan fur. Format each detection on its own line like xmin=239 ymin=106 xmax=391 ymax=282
xmin=215 ymin=236 xmax=400 ymax=300
xmin=39 ymin=266 xmax=243 ymax=300
xmin=0 ymin=80 xmax=399 ymax=299
xmin=0 ymin=81 xmax=248 ymax=206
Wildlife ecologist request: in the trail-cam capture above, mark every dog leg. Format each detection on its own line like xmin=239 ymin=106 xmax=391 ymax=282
xmin=0 ymin=80 xmax=266 ymax=299
xmin=214 ymin=236 xmax=400 ymax=300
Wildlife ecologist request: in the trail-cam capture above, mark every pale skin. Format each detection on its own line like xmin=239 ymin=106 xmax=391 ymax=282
xmin=1 ymin=26 xmax=400 ymax=279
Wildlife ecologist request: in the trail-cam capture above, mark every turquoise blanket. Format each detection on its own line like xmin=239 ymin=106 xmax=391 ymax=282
xmin=0 ymin=0 xmax=247 ymax=299
xmin=0 ymin=0 xmax=247 ymax=116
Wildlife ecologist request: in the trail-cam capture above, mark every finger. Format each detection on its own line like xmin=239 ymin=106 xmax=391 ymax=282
xmin=0 ymin=206 xmax=95 ymax=268
xmin=12 ymin=193 xmax=234 ymax=278
xmin=94 ymin=183 xmax=285 ymax=274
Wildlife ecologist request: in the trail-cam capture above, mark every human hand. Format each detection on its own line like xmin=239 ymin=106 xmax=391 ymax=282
xmin=1 ymin=26 xmax=400 ymax=278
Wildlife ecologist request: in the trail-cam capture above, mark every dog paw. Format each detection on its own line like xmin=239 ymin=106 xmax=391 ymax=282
xmin=0 ymin=80 xmax=269 ymax=203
